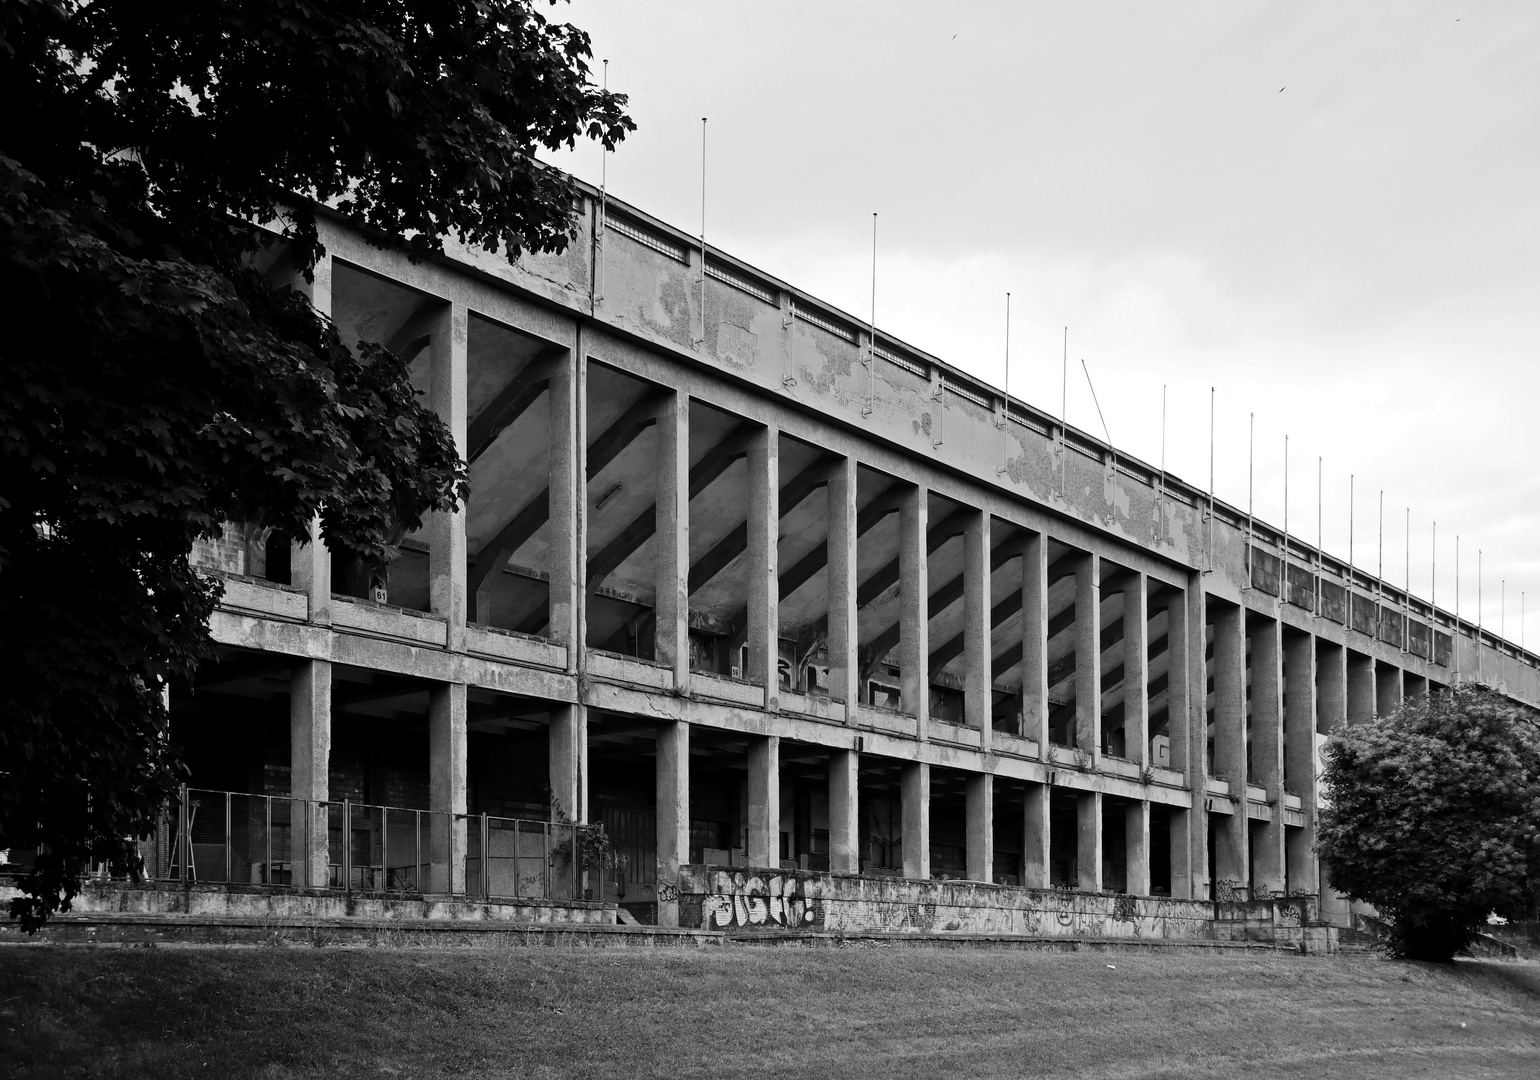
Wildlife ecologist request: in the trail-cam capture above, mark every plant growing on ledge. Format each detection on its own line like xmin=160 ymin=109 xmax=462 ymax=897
xmin=1316 ymin=683 xmax=1540 ymax=962
xmin=0 ymin=0 xmax=632 ymax=932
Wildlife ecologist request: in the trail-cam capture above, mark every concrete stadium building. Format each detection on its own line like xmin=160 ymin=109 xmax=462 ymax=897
xmin=36 ymin=181 xmax=1540 ymax=946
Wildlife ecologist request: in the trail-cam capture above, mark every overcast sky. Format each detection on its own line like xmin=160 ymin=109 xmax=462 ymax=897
xmin=544 ymin=0 xmax=1540 ymax=648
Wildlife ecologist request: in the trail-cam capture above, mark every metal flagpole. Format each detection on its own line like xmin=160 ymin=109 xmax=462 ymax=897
xmin=1207 ymin=387 xmax=1215 ymax=573
xmin=1455 ymin=535 xmax=1461 ymax=682
xmin=864 ymin=212 xmax=876 ymax=416
xmin=1316 ymin=457 xmax=1323 ymax=616
xmin=1283 ymin=434 xmax=1289 ymax=599
xmin=696 ymin=117 xmax=707 ymax=347
xmin=1246 ymin=413 xmax=1254 ymax=585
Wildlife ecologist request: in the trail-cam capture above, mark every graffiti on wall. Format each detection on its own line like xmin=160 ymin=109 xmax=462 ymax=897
xmin=700 ymin=873 xmax=823 ymax=930
xmin=1214 ymin=879 xmax=1246 ymax=902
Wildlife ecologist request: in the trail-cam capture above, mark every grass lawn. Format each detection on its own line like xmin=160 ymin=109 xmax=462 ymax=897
xmin=2 ymin=943 xmax=1538 ymax=1079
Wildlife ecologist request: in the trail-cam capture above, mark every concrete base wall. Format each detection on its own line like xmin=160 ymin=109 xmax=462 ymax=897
xmin=676 ymin=866 xmax=1335 ymax=953
xmin=7 ymin=882 xmax=618 ymax=926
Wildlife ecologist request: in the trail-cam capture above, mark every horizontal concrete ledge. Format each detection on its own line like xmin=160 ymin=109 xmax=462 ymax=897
xmin=2 ymin=913 xmax=724 ymax=948
xmin=724 ymin=930 xmax=1305 ymax=954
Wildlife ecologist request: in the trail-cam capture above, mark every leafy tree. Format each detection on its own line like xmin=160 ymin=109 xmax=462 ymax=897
xmin=1317 ymin=683 xmax=1540 ymax=962
xmin=0 ymin=0 xmax=632 ymax=931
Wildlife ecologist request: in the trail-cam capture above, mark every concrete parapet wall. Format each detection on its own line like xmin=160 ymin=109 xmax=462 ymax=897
xmin=32 ymin=882 xmax=618 ymax=926
xmin=675 ymin=867 xmax=1335 ymax=953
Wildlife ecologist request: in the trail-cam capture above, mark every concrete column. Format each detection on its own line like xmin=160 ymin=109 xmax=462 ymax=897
xmin=428 ymin=303 xmax=468 ymax=650
xmin=1166 ymin=575 xmax=1207 ymax=900
xmin=1249 ymin=618 xmax=1286 ymax=897
xmin=1212 ymin=601 xmax=1248 ymax=890
xmin=1123 ymin=573 xmax=1149 ymax=766
xmin=965 ymin=773 xmax=993 ymax=882
xmin=1347 ymin=650 xmax=1376 ymax=724
xmin=747 ymin=735 xmax=780 ymax=868
xmin=428 ymin=682 xmax=468 ymax=894
xmin=1376 ymin=663 xmax=1404 ymax=718
xmin=1284 ymin=631 xmax=1318 ymax=897
xmin=899 ymin=485 xmax=929 ymax=730
xmin=1319 ymin=641 xmax=1348 ymax=735
xmin=747 ymin=426 xmax=780 ymax=708
xmin=655 ymin=392 xmax=690 ymax=692
xmin=1125 ymin=799 xmax=1151 ymax=896
xmin=289 ymin=659 xmax=331 ymax=887
xmin=963 ymin=512 xmax=993 ymax=750
xmin=826 ymin=457 xmax=860 ymax=714
xmin=547 ymin=350 xmax=581 ymax=667
xmin=901 ymin=762 xmax=930 ymax=879
xmin=1077 ymin=791 xmax=1102 ymax=892
xmin=1074 ymin=553 xmax=1101 ymax=763
xmin=828 ymin=749 xmax=859 ymax=873
xmin=655 ymin=720 xmax=689 ymax=927
xmin=1022 ymin=783 xmax=1050 ymax=889
xmin=291 ymin=515 xmax=332 ymax=626
xmin=1021 ymin=533 xmax=1050 ymax=752
xmin=549 ymin=704 xmax=587 ymax=823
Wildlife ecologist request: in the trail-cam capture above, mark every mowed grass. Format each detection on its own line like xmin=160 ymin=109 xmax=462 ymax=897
xmin=2 ymin=944 xmax=1539 ymax=1079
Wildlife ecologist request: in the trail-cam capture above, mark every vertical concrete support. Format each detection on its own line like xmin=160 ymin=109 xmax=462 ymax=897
xmin=291 ymin=253 xmax=333 ymax=630
xmin=1164 ymin=579 xmax=1206 ymax=899
xmin=1125 ymin=799 xmax=1151 ymax=896
xmin=427 ymin=303 xmax=468 ymax=649
xmin=428 ymin=682 xmax=468 ymax=894
xmin=549 ymin=704 xmax=587 ymax=823
xmin=901 ymin=762 xmax=930 ymax=879
xmin=547 ymin=351 xmax=581 ymax=666
xmin=826 ymin=457 xmax=860 ymax=715
xmin=1319 ymin=641 xmax=1348 ymax=735
xmin=1347 ymin=651 xmax=1376 ymax=724
xmin=747 ymin=736 xmax=781 ymax=868
xmin=899 ymin=485 xmax=930 ymax=729
xmin=291 ymin=515 xmax=332 ymax=626
xmin=1077 ymin=791 xmax=1102 ymax=892
xmin=1284 ymin=632 xmax=1319 ymax=897
xmin=1212 ymin=602 xmax=1248 ymax=889
xmin=747 ymin=426 xmax=780 ymax=708
xmin=1022 ymin=783 xmax=1050 ymax=889
xmin=828 ymin=749 xmax=859 ymax=873
xmin=1249 ymin=618 xmax=1286 ymax=897
xmin=1074 ymin=553 xmax=1101 ymax=763
xmin=1123 ymin=573 xmax=1149 ymax=766
xmin=1376 ymin=663 xmax=1404 ymax=718
xmin=963 ymin=512 xmax=992 ymax=750
xmin=655 ymin=391 xmax=690 ymax=691
xmin=965 ymin=773 xmax=993 ymax=882
xmin=289 ymin=659 xmax=331 ymax=888
xmin=1020 ymin=533 xmax=1050 ymax=751
xmin=655 ymin=720 xmax=689 ymax=928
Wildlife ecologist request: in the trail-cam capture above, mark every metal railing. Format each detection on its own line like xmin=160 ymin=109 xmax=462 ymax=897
xmin=15 ymin=787 xmax=593 ymax=902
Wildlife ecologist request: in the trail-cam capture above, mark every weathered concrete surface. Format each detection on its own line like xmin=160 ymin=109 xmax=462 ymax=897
xmin=15 ymin=882 xmax=617 ymax=926
xmin=675 ymin=867 xmax=1335 ymax=954
xmin=0 ymin=915 xmax=719 ymax=949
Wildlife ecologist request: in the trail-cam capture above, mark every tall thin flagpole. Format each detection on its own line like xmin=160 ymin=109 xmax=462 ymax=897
xmin=1349 ymin=475 xmax=1355 ymax=584
xmin=697 ymin=117 xmax=707 ymax=346
xmin=1403 ymin=507 xmax=1410 ymax=654
xmin=863 ymin=212 xmax=876 ymax=417
xmin=1316 ymin=457 xmax=1323 ymax=615
xmin=1059 ymin=328 xmax=1069 ymax=496
xmin=1246 ymin=413 xmax=1254 ymax=584
xmin=998 ymin=293 xmax=1010 ymax=475
xmin=1283 ymin=434 xmax=1290 ymax=599
xmin=1455 ymin=534 xmax=1461 ymax=682
xmin=1207 ymin=387 xmax=1216 ymax=572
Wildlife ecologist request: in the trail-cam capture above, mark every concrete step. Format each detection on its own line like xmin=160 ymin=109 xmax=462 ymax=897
xmin=0 ymin=912 xmax=723 ymax=949
xmin=726 ymin=929 xmax=1308 ymax=954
